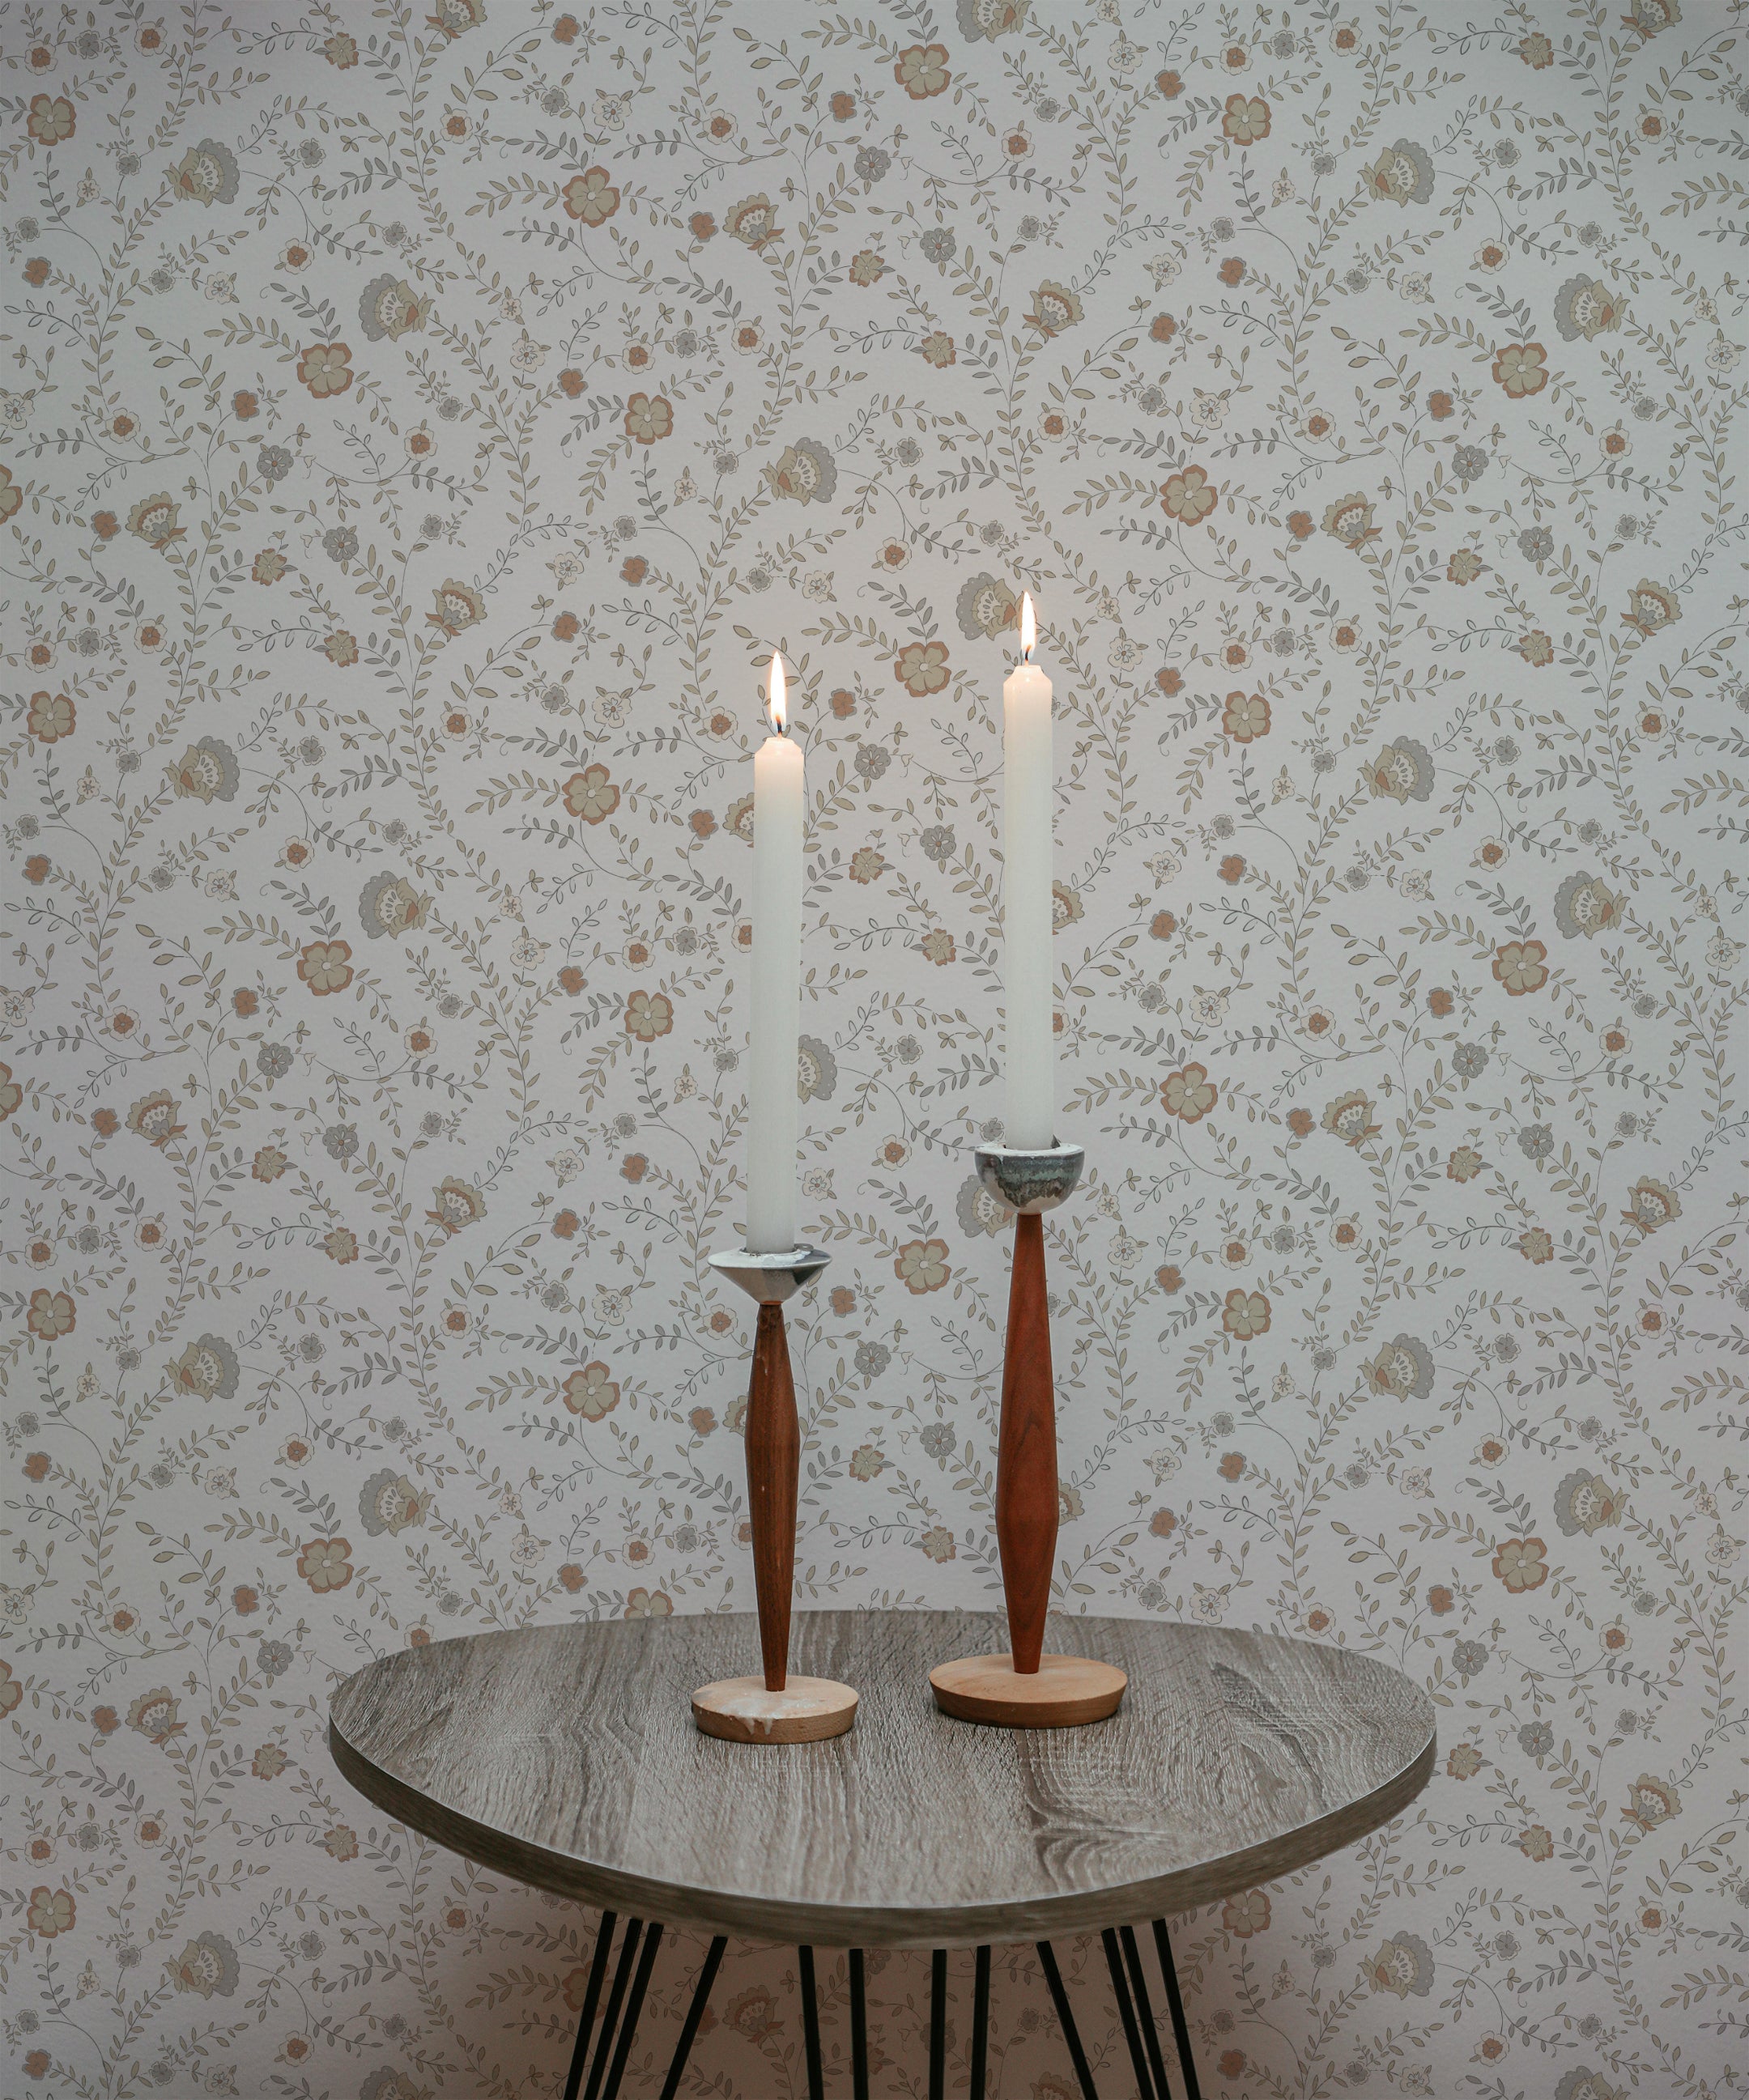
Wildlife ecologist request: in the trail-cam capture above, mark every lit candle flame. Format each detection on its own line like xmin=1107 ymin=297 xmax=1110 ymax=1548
xmin=1018 ymin=591 xmax=1036 ymax=663
xmin=768 ymin=652 xmax=788 ymax=733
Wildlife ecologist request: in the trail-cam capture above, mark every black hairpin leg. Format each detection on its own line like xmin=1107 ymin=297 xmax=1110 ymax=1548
xmin=929 ymin=1948 xmax=948 ymax=2100
xmin=969 ymin=1945 xmax=992 ymax=2100
xmin=1151 ymin=1919 xmax=1203 ymax=2100
xmin=1037 ymin=1941 xmax=1100 ymax=2100
xmin=565 ymin=1915 xmax=648 ymax=2100
xmin=562 ymin=1911 xmax=620 ymax=2100
xmin=658 ymin=1934 xmax=725 ymax=2100
xmin=798 ymin=1946 xmax=826 ymax=2100
xmin=849 ymin=1949 xmax=870 ymax=2100
xmin=1120 ymin=1926 xmax=1173 ymax=2100
xmin=600 ymin=1920 xmax=662 ymax=2100
xmin=1103 ymin=1928 xmax=1158 ymax=2099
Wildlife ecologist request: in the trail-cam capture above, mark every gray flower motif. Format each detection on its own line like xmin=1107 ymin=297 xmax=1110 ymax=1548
xmin=360 ymin=870 xmax=432 ymax=940
xmin=169 ymin=139 xmax=240 ymax=207
xmin=1451 ymin=1639 xmax=1488 ymax=1678
xmin=1452 ymin=1042 xmax=1489 ymax=1079
xmin=323 ymin=525 xmax=359 ymax=563
xmin=1518 ymin=525 xmax=1553 ymax=563
xmin=765 ymin=436 xmax=837 ymax=504
xmin=257 ymin=444 xmax=292 ymax=484
xmin=1367 ymin=1333 xmax=1434 ymax=1399
xmin=918 ymin=226 xmax=956 ymax=267
xmin=359 ymin=1469 xmax=427 ymax=1536
xmin=1553 ymin=1468 xmax=1623 ymax=1537
xmin=854 ymin=1339 xmax=891 ymax=1379
xmin=797 ymin=1034 xmax=837 ymax=1102
xmin=955 ymin=572 xmax=1019 ymax=640
xmin=359 ymin=274 xmax=429 ymax=342
xmin=854 ymin=744 xmax=891 ymax=782
xmin=322 ymin=1122 xmax=360 ymax=1161
xmin=920 ymin=824 xmax=955 ymax=861
xmin=1553 ymin=274 xmax=1623 ymax=342
xmin=1518 ymin=1719 xmax=1554 ymax=1758
xmin=168 ymin=736 xmax=240 ymax=804
xmin=1453 ymin=444 xmax=1488 ymax=482
xmin=955 ymin=1172 xmax=1012 ymax=1239
xmin=1366 ymin=1928 xmax=1435 ymax=1996
xmin=170 ymin=1333 xmax=240 ymax=1400
xmin=854 ymin=145 xmax=891 ymax=184
xmin=169 ymin=1929 xmax=240 ymax=1998
xmin=957 ymin=0 xmax=1031 ymax=38
xmin=1518 ymin=1124 xmax=1555 ymax=1161
xmin=920 ymin=1421 xmax=955 ymax=1461
xmin=1366 ymin=138 xmax=1434 ymax=206
xmin=1553 ymin=872 xmax=1622 ymax=939
xmin=257 ymin=1639 xmax=292 ymax=1677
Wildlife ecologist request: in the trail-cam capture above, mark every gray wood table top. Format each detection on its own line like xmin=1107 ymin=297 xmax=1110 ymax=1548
xmin=329 ymin=1609 xmax=1435 ymax=1949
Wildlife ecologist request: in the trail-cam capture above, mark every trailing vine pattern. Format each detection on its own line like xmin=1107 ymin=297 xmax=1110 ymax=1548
xmin=1 ymin=2 xmax=1743 ymax=2094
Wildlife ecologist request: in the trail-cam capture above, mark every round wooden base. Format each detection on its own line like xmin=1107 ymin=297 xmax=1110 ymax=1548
xmin=692 ymin=1674 xmax=858 ymax=1745
xmin=929 ymin=1652 xmax=1127 ymax=1729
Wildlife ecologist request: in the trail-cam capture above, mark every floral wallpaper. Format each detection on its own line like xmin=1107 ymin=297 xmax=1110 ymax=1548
xmin=1 ymin=0 xmax=1743 ymax=2094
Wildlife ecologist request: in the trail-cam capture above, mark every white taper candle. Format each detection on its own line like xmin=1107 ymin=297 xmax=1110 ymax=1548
xmin=746 ymin=653 xmax=804 ymax=1253
xmin=1002 ymin=593 xmax=1055 ymax=1149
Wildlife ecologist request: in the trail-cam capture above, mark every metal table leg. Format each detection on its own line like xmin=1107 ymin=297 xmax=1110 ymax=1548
xmin=929 ymin=1948 xmax=948 ymax=2100
xmin=969 ymin=1945 xmax=991 ymax=2100
xmin=658 ymin=1935 xmax=725 ymax=2100
xmin=1151 ymin=1919 xmax=1203 ymax=2100
xmin=601 ymin=1921 xmax=662 ymax=2100
xmin=849 ymin=1948 xmax=870 ymax=2100
xmin=1103 ymin=1928 xmax=1158 ymax=2099
xmin=562 ymin=1911 xmax=619 ymax=2100
xmin=1037 ymin=1941 xmax=1100 ymax=2100
xmin=1120 ymin=1925 xmax=1172 ymax=2100
xmin=799 ymin=1946 xmax=826 ymax=2100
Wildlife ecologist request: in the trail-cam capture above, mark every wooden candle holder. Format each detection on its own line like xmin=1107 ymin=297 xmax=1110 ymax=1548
xmin=692 ymin=1248 xmax=857 ymax=1745
xmin=929 ymin=1146 xmax=1127 ymax=1729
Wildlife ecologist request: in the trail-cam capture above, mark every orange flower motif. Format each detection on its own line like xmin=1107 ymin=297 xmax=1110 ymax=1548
xmin=1492 ymin=342 xmax=1549 ymax=397
xmin=27 ymin=95 xmax=76 ymax=147
xmin=894 ymin=640 xmax=951 ymax=696
xmin=894 ymin=1238 xmax=951 ymax=1294
xmin=1491 ymin=1536 xmax=1548 ymax=1593
xmin=624 ymin=393 xmax=673 ymax=444
xmin=1160 ymin=464 xmax=1219 ymax=525
xmin=296 ymin=342 xmax=354 ymax=398
xmin=1492 ymin=938 xmax=1549 ymax=997
xmin=27 ymin=1289 xmax=76 ymax=1341
xmin=562 ymin=167 xmax=620 ymax=223
xmin=624 ymin=988 xmax=674 ymax=1041
xmin=297 ymin=939 xmax=355 ymax=996
xmin=561 ymin=1363 xmax=620 ymax=1419
xmin=296 ymin=1537 xmax=355 ymax=1594
xmin=564 ymin=763 xmax=620 ymax=823
xmin=1221 ymin=691 xmax=1270 ymax=742
xmin=1220 ymin=94 xmax=1271 ymax=144
xmin=893 ymin=43 xmax=951 ymax=100
xmin=1221 ymin=1289 xmax=1271 ymax=1341
xmin=1160 ymin=1063 xmax=1217 ymax=1121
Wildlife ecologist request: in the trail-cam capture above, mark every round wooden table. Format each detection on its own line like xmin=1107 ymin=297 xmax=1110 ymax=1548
xmin=330 ymin=1609 xmax=1434 ymax=2100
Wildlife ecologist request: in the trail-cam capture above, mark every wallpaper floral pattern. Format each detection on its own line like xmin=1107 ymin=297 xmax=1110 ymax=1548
xmin=1 ymin=0 xmax=1743 ymax=2094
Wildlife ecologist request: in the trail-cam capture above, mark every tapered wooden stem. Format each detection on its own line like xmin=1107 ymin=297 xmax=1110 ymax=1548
xmin=995 ymin=1211 xmax=1057 ymax=1675
xmin=745 ymin=1301 xmax=798 ymax=1692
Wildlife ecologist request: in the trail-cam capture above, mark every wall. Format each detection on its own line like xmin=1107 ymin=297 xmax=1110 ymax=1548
xmin=2 ymin=2 xmax=1743 ymax=2094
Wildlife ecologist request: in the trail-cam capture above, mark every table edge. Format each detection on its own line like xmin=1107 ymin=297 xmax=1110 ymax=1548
xmin=327 ymin=1707 xmax=1436 ymax=1950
